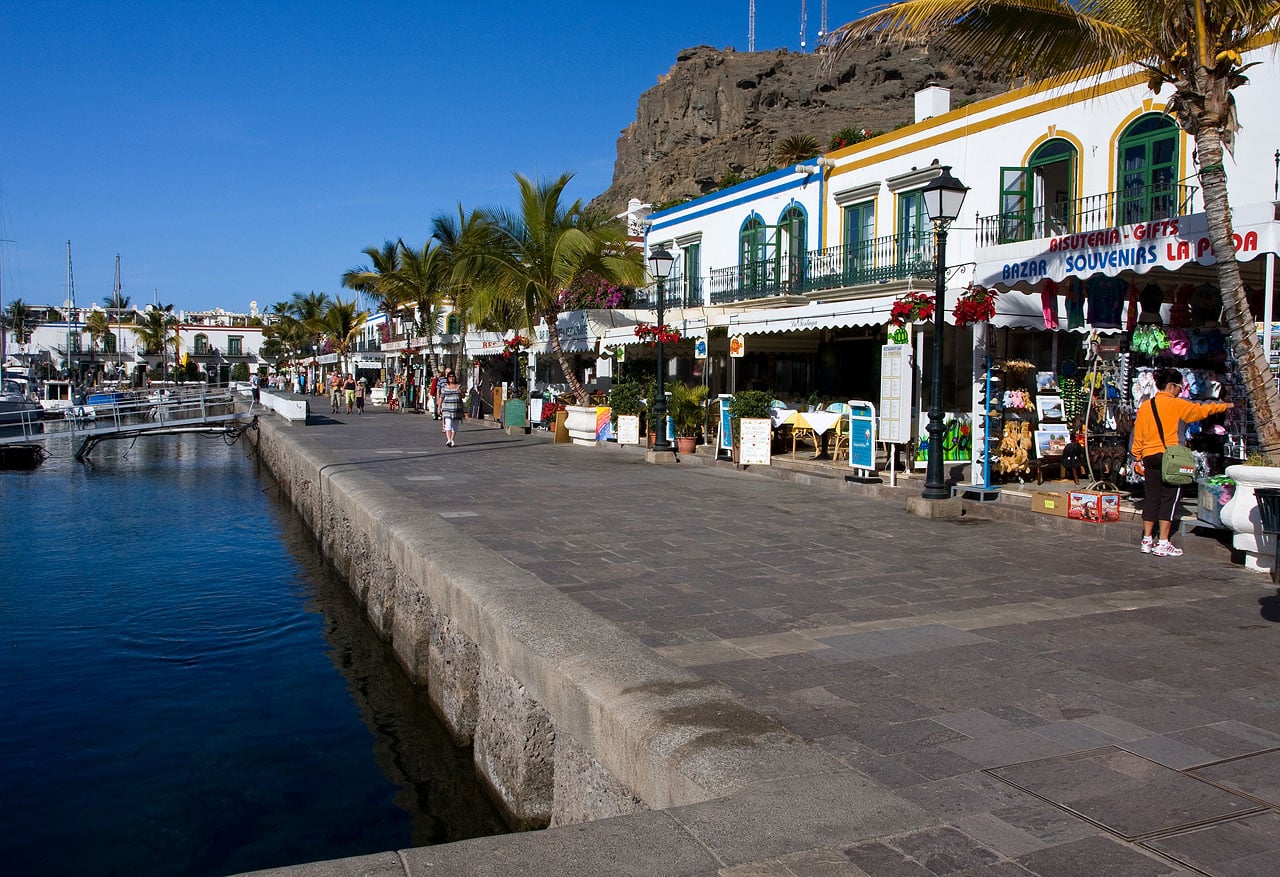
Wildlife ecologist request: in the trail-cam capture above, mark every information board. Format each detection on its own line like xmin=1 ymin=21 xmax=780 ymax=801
xmin=717 ymin=394 xmax=733 ymax=451
xmin=738 ymin=417 xmax=772 ymax=466
xmin=879 ymin=344 xmax=914 ymax=445
xmin=616 ymin=414 xmax=640 ymax=445
xmin=846 ymin=400 xmax=877 ymax=471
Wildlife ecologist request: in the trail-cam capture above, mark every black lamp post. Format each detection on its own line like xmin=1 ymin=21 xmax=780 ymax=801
xmin=920 ymin=165 xmax=969 ymax=500
xmin=648 ymin=244 xmax=675 ymax=451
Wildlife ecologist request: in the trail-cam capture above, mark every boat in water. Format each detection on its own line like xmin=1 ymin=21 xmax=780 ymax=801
xmin=0 ymin=378 xmax=43 ymax=425
xmin=39 ymin=380 xmax=77 ymax=412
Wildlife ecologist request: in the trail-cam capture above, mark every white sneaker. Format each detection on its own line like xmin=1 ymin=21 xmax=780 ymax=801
xmin=1152 ymin=541 xmax=1183 ymax=557
xmin=1140 ymin=536 xmax=1154 ymax=554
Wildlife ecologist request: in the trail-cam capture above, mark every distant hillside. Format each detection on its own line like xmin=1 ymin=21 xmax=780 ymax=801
xmin=592 ymin=39 xmax=1011 ymax=214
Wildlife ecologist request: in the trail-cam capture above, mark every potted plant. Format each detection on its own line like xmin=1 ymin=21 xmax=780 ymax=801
xmin=668 ymin=381 xmax=708 ymax=454
xmin=1221 ymin=453 xmax=1280 ymax=573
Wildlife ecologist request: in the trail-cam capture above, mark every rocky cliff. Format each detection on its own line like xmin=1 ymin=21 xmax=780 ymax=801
xmin=592 ymin=40 xmax=1011 ymax=214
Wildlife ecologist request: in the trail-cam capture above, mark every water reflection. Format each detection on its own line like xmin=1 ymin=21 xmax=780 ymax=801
xmin=0 ymin=434 xmax=505 ymax=877
xmin=271 ymin=496 xmax=508 ymax=847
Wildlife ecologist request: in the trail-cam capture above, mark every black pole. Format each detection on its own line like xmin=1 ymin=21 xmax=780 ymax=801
xmin=653 ymin=278 xmax=670 ymax=451
xmin=923 ymin=223 xmax=949 ymax=499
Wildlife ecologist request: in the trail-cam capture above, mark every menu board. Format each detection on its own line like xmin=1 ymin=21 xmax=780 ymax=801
xmin=738 ymin=417 xmax=772 ymax=466
xmin=616 ymin=414 xmax=640 ymax=446
xmin=879 ymin=344 xmax=913 ymax=445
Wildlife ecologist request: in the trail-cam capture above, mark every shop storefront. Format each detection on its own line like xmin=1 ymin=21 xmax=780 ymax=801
xmin=969 ymin=202 xmax=1280 ymax=492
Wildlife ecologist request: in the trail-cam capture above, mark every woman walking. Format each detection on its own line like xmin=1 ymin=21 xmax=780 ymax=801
xmin=343 ymin=373 xmax=357 ymax=415
xmin=1130 ymin=367 xmax=1232 ymax=557
xmin=437 ymin=370 xmax=465 ymax=447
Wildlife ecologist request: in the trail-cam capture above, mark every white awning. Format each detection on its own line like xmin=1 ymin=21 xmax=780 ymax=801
xmin=723 ymin=295 xmax=902 ymax=336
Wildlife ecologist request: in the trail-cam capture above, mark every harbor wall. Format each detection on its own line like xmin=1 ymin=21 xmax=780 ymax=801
xmin=252 ymin=418 xmax=815 ymax=830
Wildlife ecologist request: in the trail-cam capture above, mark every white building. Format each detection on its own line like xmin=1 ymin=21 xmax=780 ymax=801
xmin=634 ymin=38 xmax=1280 ymax=471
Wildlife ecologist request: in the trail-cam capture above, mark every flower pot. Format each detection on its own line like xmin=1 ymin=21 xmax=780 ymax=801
xmin=1220 ymin=464 xmax=1280 ymax=572
xmin=564 ymin=405 xmax=599 ymax=446
xmin=676 ymin=436 xmax=696 ymax=455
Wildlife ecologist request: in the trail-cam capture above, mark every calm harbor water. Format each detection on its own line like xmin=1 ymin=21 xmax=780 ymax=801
xmin=0 ymin=433 xmax=505 ymax=876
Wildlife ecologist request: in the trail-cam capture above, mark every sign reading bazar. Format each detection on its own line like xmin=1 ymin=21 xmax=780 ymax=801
xmin=977 ymin=204 xmax=1277 ymax=290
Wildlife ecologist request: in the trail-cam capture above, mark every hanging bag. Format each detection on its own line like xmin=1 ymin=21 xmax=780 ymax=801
xmin=1149 ymin=398 xmax=1196 ymax=486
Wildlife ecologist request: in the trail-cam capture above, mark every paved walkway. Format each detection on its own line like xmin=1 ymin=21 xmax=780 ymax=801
xmin=260 ymin=401 xmax=1280 ymax=876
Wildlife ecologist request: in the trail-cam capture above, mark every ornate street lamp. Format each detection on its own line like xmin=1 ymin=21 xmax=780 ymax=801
xmin=647 ymin=244 xmax=675 ymax=451
xmin=920 ymin=166 xmax=969 ymax=500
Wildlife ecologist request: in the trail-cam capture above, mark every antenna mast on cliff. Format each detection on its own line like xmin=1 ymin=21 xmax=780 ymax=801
xmin=800 ymin=1 xmax=807 ymax=51
xmin=748 ymin=0 xmax=755 ymax=52
xmin=817 ymin=0 xmax=829 ymax=50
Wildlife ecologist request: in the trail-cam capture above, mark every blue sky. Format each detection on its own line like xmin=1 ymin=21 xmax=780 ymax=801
xmin=0 ymin=1 xmax=869 ymax=315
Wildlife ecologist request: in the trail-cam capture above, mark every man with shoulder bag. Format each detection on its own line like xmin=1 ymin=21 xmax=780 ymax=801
xmin=1130 ymin=367 xmax=1232 ymax=557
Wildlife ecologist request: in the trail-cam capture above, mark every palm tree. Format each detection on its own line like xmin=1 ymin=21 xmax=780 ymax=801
xmin=476 ymin=172 xmax=644 ymax=404
xmin=341 ymin=241 xmax=404 ymax=315
xmin=430 ymin=205 xmax=502 ymax=374
xmin=829 ymin=0 xmax=1280 ymax=461
xmin=84 ymin=310 xmax=112 ymax=378
xmin=775 ymin=134 xmax=821 ymax=165
xmin=4 ymin=298 xmax=36 ymax=346
xmin=131 ymin=304 xmax=179 ymax=379
xmin=260 ymin=315 xmax=310 ymax=371
xmin=313 ymin=297 xmax=369 ymax=375
xmin=393 ymin=240 xmax=447 ymax=372
xmin=103 ymin=289 xmax=131 ymax=319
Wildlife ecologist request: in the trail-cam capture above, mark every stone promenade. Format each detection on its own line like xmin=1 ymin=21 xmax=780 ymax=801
xmin=250 ymin=402 xmax=1280 ymax=877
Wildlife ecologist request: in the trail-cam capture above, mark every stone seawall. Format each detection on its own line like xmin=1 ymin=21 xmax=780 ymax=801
xmin=252 ymin=418 xmax=815 ymax=832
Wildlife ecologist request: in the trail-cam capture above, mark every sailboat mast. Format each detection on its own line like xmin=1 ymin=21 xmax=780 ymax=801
xmin=66 ymin=241 xmax=76 ymax=380
xmin=113 ymin=253 xmax=123 ymax=374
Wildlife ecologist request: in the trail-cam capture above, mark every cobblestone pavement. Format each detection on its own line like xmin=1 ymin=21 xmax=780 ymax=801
xmin=281 ymin=403 xmax=1280 ymax=876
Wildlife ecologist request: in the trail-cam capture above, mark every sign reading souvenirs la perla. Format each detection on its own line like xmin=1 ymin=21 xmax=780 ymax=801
xmin=977 ymin=206 xmax=1278 ymax=288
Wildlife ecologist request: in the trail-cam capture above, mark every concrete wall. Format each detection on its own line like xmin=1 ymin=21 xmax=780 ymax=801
xmin=251 ymin=417 xmax=815 ymax=831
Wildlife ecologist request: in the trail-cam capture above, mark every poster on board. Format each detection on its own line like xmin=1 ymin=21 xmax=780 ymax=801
xmin=738 ymin=417 xmax=771 ymax=466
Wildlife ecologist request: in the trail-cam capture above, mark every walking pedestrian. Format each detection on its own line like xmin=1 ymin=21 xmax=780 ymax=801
xmin=355 ymin=377 xmax=366 ymax=415
xmin=343 ymin=373 xmax=357 ymax=415
xmin=249 ymin=372 xmax=261 ymax=408
xmin=1130 ymin=367 xmax=1232 ymax=557
xmin=437 ymin=370 xmax=464 ymax=447
xmin=428 ymin=370 xmax=442 ymax=419
xmin=329 ymin=372 xmax=342 ymax=413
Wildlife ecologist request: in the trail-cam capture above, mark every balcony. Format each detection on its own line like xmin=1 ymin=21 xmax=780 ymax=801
xmin=977 ymin=182 xmax=1199 ymax=247
xmin=707 ymin=232 xmax=935 ymax=305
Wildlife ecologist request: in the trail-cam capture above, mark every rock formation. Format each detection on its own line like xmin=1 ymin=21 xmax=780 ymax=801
xmin=592 ymin=39 xmax=1011 ymax=214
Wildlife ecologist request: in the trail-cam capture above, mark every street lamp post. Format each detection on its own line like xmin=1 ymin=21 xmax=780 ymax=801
xmin=920 ymin=166 xmax=969 ymax=500
xmin=648 ymin=244 xmax=675 ymax=451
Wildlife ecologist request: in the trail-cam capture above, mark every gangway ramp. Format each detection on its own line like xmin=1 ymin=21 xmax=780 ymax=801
xmin=0 ymin=386 xmax=254 ymax=460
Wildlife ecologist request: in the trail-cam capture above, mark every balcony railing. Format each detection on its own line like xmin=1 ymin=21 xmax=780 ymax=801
xmin=707 ymin=232 xmax=935 ymax=305
xmin=977 ymin=182 xmax=1199 ymax=247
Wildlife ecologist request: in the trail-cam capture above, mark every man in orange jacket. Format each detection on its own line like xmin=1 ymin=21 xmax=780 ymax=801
xmin=1130 ymin=367 xmax=1233 ymax=557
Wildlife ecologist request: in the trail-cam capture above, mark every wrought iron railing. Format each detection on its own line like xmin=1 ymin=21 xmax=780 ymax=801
xmin=706 ymin=232 xmax=935 ymax=304
xmin=976 ymin=182 xmax=1199 ymax=247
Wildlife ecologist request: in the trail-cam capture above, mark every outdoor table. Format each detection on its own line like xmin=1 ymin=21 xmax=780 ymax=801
xmin=793 ymin=410 xmax=843 ymax=458
xmin=770 ymin=408 xmax=798 ymax=429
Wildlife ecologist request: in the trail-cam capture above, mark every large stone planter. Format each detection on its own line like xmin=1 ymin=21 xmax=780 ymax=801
xmin=564 ymin=405 xmax=599 ymax=446
xmin=1220 ymin=464 xmax=1280 ymax=572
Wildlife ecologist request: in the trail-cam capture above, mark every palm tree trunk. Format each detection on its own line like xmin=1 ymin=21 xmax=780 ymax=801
xmin=545 ymin=311 xmax=588 ymax=404
xmin=1196 ymin=121 xmax=1280 ymax=461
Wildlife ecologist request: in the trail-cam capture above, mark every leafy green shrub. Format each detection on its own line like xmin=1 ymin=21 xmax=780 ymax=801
xmin=669 ymin=381 xmax=709 ymax=437
xmin=729 ymin=389 xmax=774 ymax=442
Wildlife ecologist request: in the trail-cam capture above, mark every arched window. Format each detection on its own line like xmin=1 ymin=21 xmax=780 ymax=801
xmin=777 ymin=204 xmax=807 ymax=286
xmin=194 ymin=333 xmax=209 ymax=354
xmin=445 ymin=314 xmax=461 ymax=335
xmin=739 ymin=214 xmax=767 ymax=289
xmin=1117 ymin=114 xmax=1181 ymax=225
xmin=998 ymin=137 xmax=1078 ymax=241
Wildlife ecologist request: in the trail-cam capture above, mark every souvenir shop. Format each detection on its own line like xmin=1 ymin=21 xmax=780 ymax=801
xmin=971 ymin=206 xmax=1280 ymax=494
